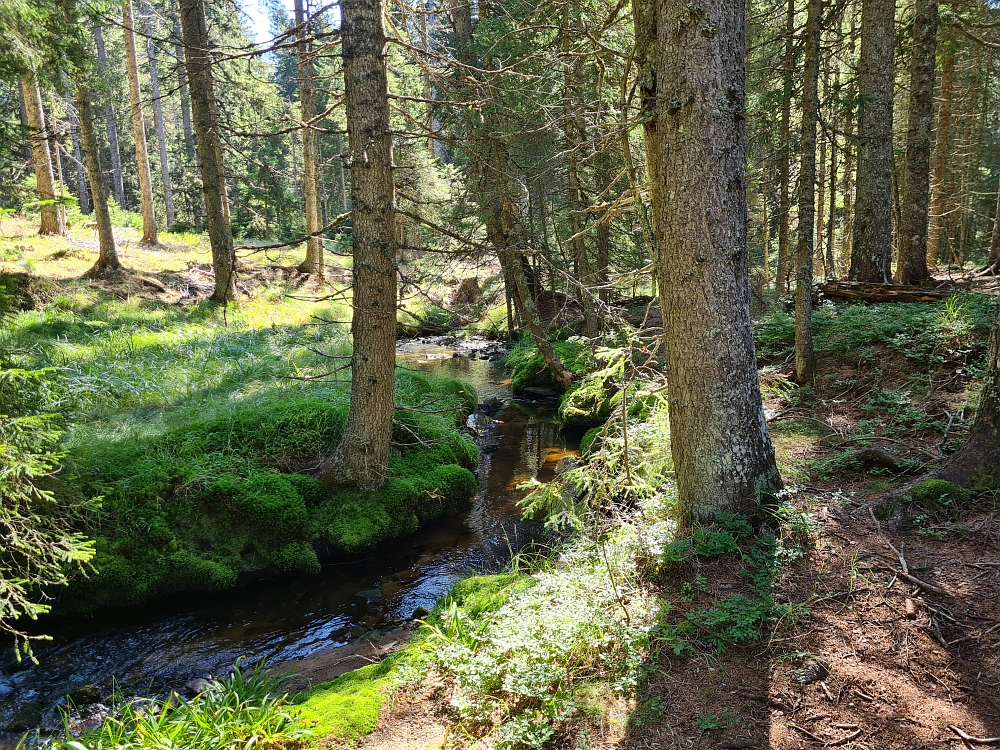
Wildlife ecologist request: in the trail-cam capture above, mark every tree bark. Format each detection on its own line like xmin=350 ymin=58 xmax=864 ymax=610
xmin=144 ymin=0 xmax=175 ymax=228
xmin=75 ymin=81 xmax=120 ymax=275
xmin=562 ymin=2 xmax=596 ymax=337
xmin=987 ymin=175 xmax=1000 ymax=271
xmin=21 ymin=73 xmax=65 ymax=236
xmin=796 ymin=0 xmax=821 ymax=385
xmin=934 ymin=305 xmax=1000 ymax=490
xmin=94 ymin=25 xmax=127 ymax=210
xmin=896 ymin=0 xmax=937 ymax=284
xmin=294 ymin=0 xmax=324 ymax=276
xmin=825 ymin=66 xmax=839 ymax=279
xmin=179 ymin=0 xmax=236 ymax=302
xmin=776 ymin=0 xmax=795 ymax=296
xmin=927 ymin=41 xmax=955 ymax=269
xmin=654 ymin=0 xmax=781 ymax=519
xmin=65 ymin=88 xmax=91 ymax=216
xmin=850 ymin=0 xmax=896 ymax=282
xmin=631 ymin=0 xmax=659 ymax=235
xmin=123 ymin=0 xmax=158 ymax=244
xmin=326 ymin=0 xmax=398 ymax=490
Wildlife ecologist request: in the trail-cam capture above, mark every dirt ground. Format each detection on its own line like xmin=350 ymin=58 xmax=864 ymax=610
xmin=339 ymin=282 xmax=1000 ymax=750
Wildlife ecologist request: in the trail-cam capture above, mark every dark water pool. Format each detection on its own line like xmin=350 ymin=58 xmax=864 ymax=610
xmin=0 ymin=342 xmax=576 ymax=740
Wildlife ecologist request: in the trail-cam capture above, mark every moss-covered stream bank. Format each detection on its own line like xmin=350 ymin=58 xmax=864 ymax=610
xmin=0 ymin=342 xmax=577 ymax=741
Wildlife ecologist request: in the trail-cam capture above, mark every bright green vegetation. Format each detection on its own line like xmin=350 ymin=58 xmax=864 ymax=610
xmin=504 ymin=337 xmax=592 ymax=393
xmin=909 ymin=479 xmax=974 ymax=511
xmin=1 ymin=280 xmax=479 ymax=612
xmin=52 ymin=662 xmax=312 ymax=750
xmin=294 ymin=573 xmax=530 ymax=741
xmin=755 ymin=294 xmax=995 ymax=360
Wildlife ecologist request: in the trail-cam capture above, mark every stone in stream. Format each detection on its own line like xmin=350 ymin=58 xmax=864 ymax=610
xmin=521 ymin=386 xmax=560 ymax=399
xmin=183 ymin=678 xmax=214 ymax=697
xmin=68 ymin=684 xmax=102 ymax=706
xmin=478 ymin=396 xmax=504 ymax=416
xmin=7 ymin=700 xmax=42 ymax=731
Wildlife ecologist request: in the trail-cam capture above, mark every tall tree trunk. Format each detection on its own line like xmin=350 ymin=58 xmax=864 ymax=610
xmin=179 ymin=0 xmax=236 ymax=302
xmin=75 ymin=81 xmax=120 ymax=275
xmin=987 ymin=177 xmax=1000 ymax=271
xmin=655 ymin=0 xmax=781 ymax=519
xmin=850 ymin=0 xmax=896 ymax=282
xmin=562 ymin=2 xmax=596 ymax=337
xmin=933 ymin=304 xmax=1000 ymax=490
xmin=144 ymin=0 xmax=175 ymax=228
xmin=326 ymin=0 xmax=398 ymax=490
xmin=94 ymin=25 xmax=127 ymax=210
xmin=18 ymin=86 xmax=32 ymax=164
xmin=65 ymin=87 xmax=91 ymax=216
xmin=795 ymin=0 xmax=821 ymax=385
xmin=21 ymin=73 xmax=65 ymax=236
xmin=295 ymin=0 xmax=324 ymax=276
xmin=173 ymin=18 xmax=202 ymax=224
xmin=123 ymin=0 xmax=158 ymax=244
xmin=776 ymin=0 xmax=795 ymax=296
xmin=631 ymin=0 xmax=659 ymax=230
xmin=896 ymin=0 xmax=937 ymax=284
xmin=826 ymin=67 xmax=839 ymax=279
xmin=927 ymin=42 xmax=955 ymax=269
xmin=816 ymin=137 xmax=827 ymax=278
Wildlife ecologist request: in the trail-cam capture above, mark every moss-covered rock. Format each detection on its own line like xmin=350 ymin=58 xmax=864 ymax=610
xmin=504 ymin=338 xmax=592 ymax=394
xmin=909 ymin=479 xmax=973 ymax=509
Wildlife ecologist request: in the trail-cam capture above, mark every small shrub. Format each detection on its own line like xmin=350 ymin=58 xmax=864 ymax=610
xmin=693 ymin=528 xmax=738 ymax=557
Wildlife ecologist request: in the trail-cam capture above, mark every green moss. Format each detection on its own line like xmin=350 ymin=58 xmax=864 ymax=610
xmin=504 ymin=339 xmax=592 ymax=393
xmin=294 ymin=573 xmax=530 ymax=742
xmin=909 ymin=479 xmax=973 ymax=509
xmin=580 ymin=427 xmax=603 ymax=456
xmin=57 ymin=373 xmax=480 ymax=613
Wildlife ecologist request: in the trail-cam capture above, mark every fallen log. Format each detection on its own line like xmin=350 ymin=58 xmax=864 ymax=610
xmin=819 ymin=281 xmax=959 ymax=304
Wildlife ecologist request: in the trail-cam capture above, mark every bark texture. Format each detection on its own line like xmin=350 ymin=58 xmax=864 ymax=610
xmin=94 ymin=25 xmax=127 ymax=209
xmin=850 ymin=0 xmax=896 ymax=282
xmin=328 ymin=0 xmax=398 ymax=490
xmin=21 ymin=73 xmax=65 ymax=236
xmin=75 ymin=81 xmax=120 ymax=274
xmin=66 ymin=90 xmax=91 ymax=216
xmin=654 ymin=0 xmax=781 ymax=519
xmin=935 ymin=305 xmax=1000 ymax=490
xmin=926 ymin=43 xmax=954 ymax=268
xmin=295 ymin=0 xmax=324 ymax=276
xmin=897 ymin=0 xmax=938 ymax=284
xmin=795 ymin=0 xmax=821 ymax=385
xmin=144 ymin=0 xmax=175 ymax=228
xmin=123 ymin=0 xmax=158 ymax=244
xmin=776 ymin=0 xmax=794 ymax=295
xmin=631 ymin=0 xmax=659 ymax=231
xmin=179 ymin=0 xmax=237 ymax=302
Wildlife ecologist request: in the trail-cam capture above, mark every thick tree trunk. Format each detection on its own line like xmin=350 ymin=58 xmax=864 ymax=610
xmin=776 ymin=0 xmax=795 ymax=296
xmin=173 ymin=17 xmax=202 ymax=225
xmin=897 ymin=0 xmax=938 ymax=285
xmin=927 ymin=42 xmax=954 ymax=269
xmin=826 ymin=69 xmax=839 ymax=279
xmin=75 ymin=81 xmax=120 ymax=275
xmin=654 ymin=0 xmax=781 ymax=520
xmin=327 ymin=0 xmax=398 ymax=490
xmin=795 ymin=0 xmax=822 ymax=385
xmin=294 ymin=0 xmax=324 ymax=276
xmin=144 ymin=0 xmax=175 ymax=228
xmin=850 ymin=0 xmax=896 ymax=282
xmin=123 ymin=0 xmax=158 ymax=244
xmin=94 ymin=25 xmax=127 ymax=210
xmin=934 ymin=305 xmax=1000 ymax=490
xmin=179 ymin=0 xmax=236 ymax=302
xmin=21 ymin=73 xmax=65 ymax=236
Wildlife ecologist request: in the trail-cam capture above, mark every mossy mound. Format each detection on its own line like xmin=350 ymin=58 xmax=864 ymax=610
xmin=504 ymin=338 xmax=592 ymax=394
xmin=57 ymin=372 xmax=479 ymax=612
xmin=908 ymin=479 xmax=973 ymax=511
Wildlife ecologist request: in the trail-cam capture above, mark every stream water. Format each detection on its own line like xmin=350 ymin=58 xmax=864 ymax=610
xmin=0 ymin=341 xmax=578 ymax=743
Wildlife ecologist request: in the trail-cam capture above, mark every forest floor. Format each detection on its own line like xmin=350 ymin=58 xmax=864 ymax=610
xmin=336 ymin=286 xmax=1000 ymax=749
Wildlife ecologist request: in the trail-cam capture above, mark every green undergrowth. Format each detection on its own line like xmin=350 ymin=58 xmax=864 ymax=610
xmin=58 ymin=372 xmax=479 ymax=612
xmin=755 ymin=294 xmax=995 ymax=361
xmin=504 ymin=337 xmax=592 ymax=394
xmin=293 ymin=573 xmax=531 ymax=742
xmin=52 ymin=661 xmax=312 ymax=750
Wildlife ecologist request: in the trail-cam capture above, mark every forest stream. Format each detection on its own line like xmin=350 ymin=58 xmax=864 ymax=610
xmin=0 ymin=340 xmax=578 ymax=743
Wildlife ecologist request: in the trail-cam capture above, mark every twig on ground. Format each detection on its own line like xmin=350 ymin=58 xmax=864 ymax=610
xmin=948 ymin=726 xmax=1000 ymax=746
